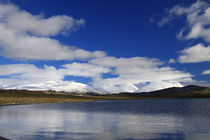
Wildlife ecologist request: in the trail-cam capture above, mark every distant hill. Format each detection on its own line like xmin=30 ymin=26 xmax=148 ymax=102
xmin=117 ymin=85 xmax=210 ymax=98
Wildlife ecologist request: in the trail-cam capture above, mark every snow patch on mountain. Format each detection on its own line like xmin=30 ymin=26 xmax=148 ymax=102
xmin=136 ymin=81 xmax=183 ymax=92
xmin=2 ymin=80 xmax=98 ymax=93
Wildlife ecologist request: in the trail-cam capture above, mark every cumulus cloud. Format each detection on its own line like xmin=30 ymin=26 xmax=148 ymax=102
xmin=0 ymin=3 xmax=105 ymax=60
xmin=62 ymin=62 xmax=111 ymax=78
xmin=0 ymin=60 xmax=193 ymax=93
xmin=159 ymin=0 xmax=210 ymax=42
xmin=0 ymin=64 xmax=64 ymax=88
xmin=0 ymin=64 xmax=99 ymax=92
xmin=89 ymin=57 xmax=193 ymax=93
xmin=159 ymin=1 xmax=210 ymax=64
xmin=0 ymin=63 xmax=108 ymax=91
xmin=178 ymin=43 xmax=210 ymax=63
xmin=202 ymin=70 xmax=210 ymax=75
xmin=0 ymin=4 xmax=85 ymax=36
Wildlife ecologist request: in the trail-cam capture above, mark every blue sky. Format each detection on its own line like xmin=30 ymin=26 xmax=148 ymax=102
xmin=0 ymin=0 xmax=209 ymax=93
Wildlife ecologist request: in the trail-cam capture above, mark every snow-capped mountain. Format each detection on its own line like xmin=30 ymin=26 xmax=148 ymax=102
xmin=2 ymin=80 xmax=101 ymax=94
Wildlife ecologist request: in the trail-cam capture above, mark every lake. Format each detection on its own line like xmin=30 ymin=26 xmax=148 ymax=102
xmin=0 ymin=99 xmax=210 ymax=140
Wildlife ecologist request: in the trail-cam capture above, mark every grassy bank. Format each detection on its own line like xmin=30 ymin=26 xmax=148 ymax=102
xmin=0 ymin=89 xmax=142 ymax=105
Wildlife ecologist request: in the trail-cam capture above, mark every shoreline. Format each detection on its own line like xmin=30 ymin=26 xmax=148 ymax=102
xmin=0 ymin=89 xmax=153 ymax=106
xmin=0 ymin=93 xmax=144 ymax=106
xmin=1 ymin=87 xmax=210 ymax=106
xmin=1 ymin=97 xmax=210 ymax=107
xmin=0 ymin=99 xmax=98 ymax=107
xmin=0 ymin=96 xmax=147 ymax=107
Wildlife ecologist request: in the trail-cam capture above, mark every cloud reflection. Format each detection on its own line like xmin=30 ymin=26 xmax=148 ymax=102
xmin=0 ymin=100 xmax=210 ymax=140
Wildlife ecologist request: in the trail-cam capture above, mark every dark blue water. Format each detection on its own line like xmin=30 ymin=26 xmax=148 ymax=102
xmin=0 ymin=99 xmax=210 ymax=140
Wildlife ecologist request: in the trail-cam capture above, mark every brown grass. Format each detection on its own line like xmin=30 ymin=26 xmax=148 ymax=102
xmin=1 ymin=88 xmax=210 ymax=106
xmin=0 ymin=89 xmax=143 ymax=105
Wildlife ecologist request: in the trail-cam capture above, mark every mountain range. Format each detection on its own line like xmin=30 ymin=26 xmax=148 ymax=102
xmin=0 ymin=85 xmax=210 ymax=105
xmin=116 ymin=85 xmax=210 ymax=98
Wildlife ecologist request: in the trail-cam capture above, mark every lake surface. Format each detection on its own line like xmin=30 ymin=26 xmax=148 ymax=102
xmin=0 ymin=99 xmax=210 ymax=140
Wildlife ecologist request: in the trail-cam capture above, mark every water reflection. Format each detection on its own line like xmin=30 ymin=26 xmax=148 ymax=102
xmin=0 ymin=99 xmax=210 ymax=140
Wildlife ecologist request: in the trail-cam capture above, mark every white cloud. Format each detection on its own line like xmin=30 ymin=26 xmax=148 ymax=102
xmin=0 ymin=64 xmax=97 ymax=92
xmin=178 ymin=43 xmax=210 ymax=63
xmin=89 ymin=57 xmax=193 ymax=93
xmin=0 ymin=64 xmax=64 ymax=81
xmin=202 ymin=70 xmax=210 ymax=75
xmin=90 ymin=56 xmax=163 ymax=67
xmin=159 ymin=0 xmax=210 ymax=65
xmin=169 ymin=58 xmax=176 ymax=63
xmin=0 ymin=63 xmax=111 ymax=92
xmin=159 ymin=0 xmax=210 ymax=42
xmin=0 ymin=64 xmax=36 ymax=76
xmin=0 ymin=60 xmax=193 ymax=93
xmin=0 ymin=3 xmax=85 ymax=36
xmin=62 ymin=62 xmax=111 ymax=78
xmin=0 ymin=3 xmax=106 ymax=60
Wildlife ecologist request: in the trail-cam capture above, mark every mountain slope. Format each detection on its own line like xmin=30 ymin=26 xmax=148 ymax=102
xmin=117 ymin=85 xmax=210 ymax=98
